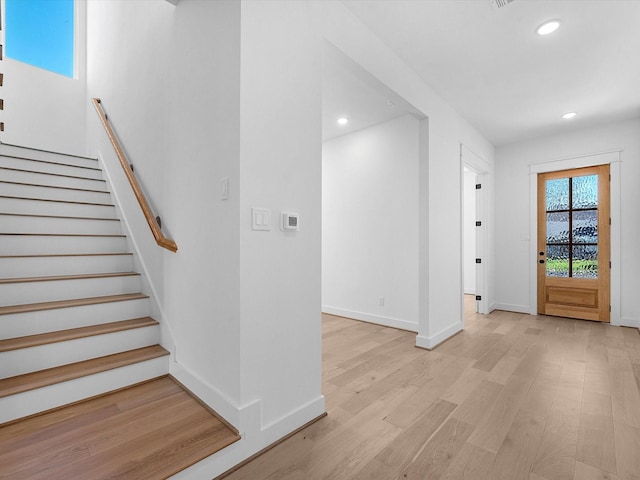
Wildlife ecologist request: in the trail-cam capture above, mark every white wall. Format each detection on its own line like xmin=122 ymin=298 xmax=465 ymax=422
xmin=463 ymin=170 xmax=476 ymax=294
xmin=322 ymin=115 xmax=420 ymax=331
xmin=495 ymin=117 xmax=640 ymax=327
xmin=314 ymin=3 xmax=495 ymax=348
xmin=86 ymin=0 xmax=243 ymax=428
xmin=1 ymin=1 xmax=88 ymax=156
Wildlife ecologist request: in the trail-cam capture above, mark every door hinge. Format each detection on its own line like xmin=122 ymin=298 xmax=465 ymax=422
xmin=475 ymin=183 xmax=482 ymax=190
xmin=609 ymin=261 xmax=611 ymax=268
xmin=475 ymin=258 xmax=482 ymax=264
xmin=609 ymin=218 xmax=611 ymax=225
xmin=476 ymin=221 xmax=482 ymax=227
xmin=476 ymin=295 xmax=482 ymax=301
xmin=609 ymin=305 xmax=612 ymax=312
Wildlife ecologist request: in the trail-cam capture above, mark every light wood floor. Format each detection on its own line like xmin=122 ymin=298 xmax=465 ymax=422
xmin=0 ymin=376 xmax=240 ymax=479
xmin=224 ymin=296 xmax=640 ymax=480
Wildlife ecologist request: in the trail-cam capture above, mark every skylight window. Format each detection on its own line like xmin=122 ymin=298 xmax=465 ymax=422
xmin=5 ymin=0 xmax=75 ymax=78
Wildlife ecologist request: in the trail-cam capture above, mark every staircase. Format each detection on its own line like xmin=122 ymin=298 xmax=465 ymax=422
xmin=0 ymin=145 xmax=170 ymax=424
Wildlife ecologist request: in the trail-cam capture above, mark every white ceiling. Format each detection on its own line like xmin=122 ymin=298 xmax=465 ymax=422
xmin=325 ymin=0 xmax=640 ymax=146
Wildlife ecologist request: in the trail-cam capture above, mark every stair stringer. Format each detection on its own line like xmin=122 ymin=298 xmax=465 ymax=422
xmin=94 ymin=146 xmax=245 ymax=437
xmin=93 ymin=145 xmax=178 ymax=361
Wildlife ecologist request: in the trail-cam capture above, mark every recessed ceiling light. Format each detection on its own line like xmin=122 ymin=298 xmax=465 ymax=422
xmin=337 ymin=117 xmax=349 ymax=126
xmin=536 ymin=20 xmax=561 ymax=36
xmin=562 ymin=112 xmax=577 ymax=120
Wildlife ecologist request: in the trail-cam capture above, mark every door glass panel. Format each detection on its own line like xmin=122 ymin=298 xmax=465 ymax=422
xmin=546 ymin=178 xmax=569 ymax=211
xmin=572 ymin=175 xmax=598 ymax=209
xmin=544 ymin=172 xmax=599 ymax=278
xmin=546 ymin=212 xmax=569 ymax=243
xmin=573 ymin=210 xmax=598 ymax=243
xmin=572 ymin=245 xmax=598 ymax=278
xmin=546 ymin=245 xmax=569 ymax=277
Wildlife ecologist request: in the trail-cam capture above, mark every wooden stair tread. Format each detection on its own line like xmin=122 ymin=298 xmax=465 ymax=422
xmin=0 ymin=212 xmax=120 ymax=221
xmin=0 ymin=233 xmax=124 ymax=237
xmin=0 ymin=293 xmax=149 ymax=315
xmin=0 ymin=317 xmax=158 ymax=352
xmin=0 ymin=180 xmax=108 ymax=193
xmin=0 ymin=253 xmax=133 ymax=259
xmin=0 ymin=146 xmax=98 ymax=161
xmin=0 ymin=345 xmax=169 ymax=398
xmin=0 ymin=195 xmax=113 ymax=207
xmin=0 ymin=377 xmax=240 ymax=479
xmin=0 ymin=153 xmax=102 ymax=171
xmin=0 ymin=166 xmax=105 ymax=182
xmin=0 ymin=271 xmax=139 ymax=285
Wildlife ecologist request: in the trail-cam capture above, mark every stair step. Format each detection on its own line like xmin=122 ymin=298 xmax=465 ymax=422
xmin=0 ymin=155 xmax=103 ymax=180
xmin=0 ymin=143 xmax=98 ymax=168
xmin=0 ymin=293 xmax=150 ymax=340
xmin=0 ymin=253 xmax=134 ymax=278
xmin=0 ymin=293 xmax=148 ymax=316
xmin=0 ymin=272 xmax=141 ymax=307
xmin=0 ymin=345 xmax=169 ymax=398
xmin=0 ymin=181 xmax=110 ymax=203
xmin=0 ymin=167 xmax=106 ymax=190
xmin=0 ymin=213 xmax=122 ymax=235
xmin=0 ymin=317 xmax=158 ymax=353
xmin=0 ymin=233 xmax=127 ymax=255
xmin=0 ymin=196 xmax=116 ymax=218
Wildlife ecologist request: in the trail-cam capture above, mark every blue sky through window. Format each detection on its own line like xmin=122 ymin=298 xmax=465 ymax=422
xmin=6 ymin=0 xmax=75 ymax=77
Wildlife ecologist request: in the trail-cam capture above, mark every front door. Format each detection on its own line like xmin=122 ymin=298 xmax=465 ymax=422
xmin=537 ymin=165 xmax=610 ymax=322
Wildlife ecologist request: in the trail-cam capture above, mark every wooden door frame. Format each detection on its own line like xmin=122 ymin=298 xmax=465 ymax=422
xmin=528 ymin=150 xmax=622 ymax=325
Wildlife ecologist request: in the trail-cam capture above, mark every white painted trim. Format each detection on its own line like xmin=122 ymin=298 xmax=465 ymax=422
xmin=492 ymin=303 xmax=531 ymax=314
xmin=322 ymin=306 xmax=418 ymax=332
xmin=95 ymin=149 xmax=178 ymax=353
xmin=464 ymin=289 xmax=476 ymax=295
xmin=621 ymin=318 xmax=639 ymax=328
xmin=461 ymin=144 xmax=490 ymax=316
xmin=528 ymin=151 xmax=622 ymax=323
xmin=169 ymin=361 xmax=242 ymax=431
xmin=416 ymin=321 xmax=463 ymax=350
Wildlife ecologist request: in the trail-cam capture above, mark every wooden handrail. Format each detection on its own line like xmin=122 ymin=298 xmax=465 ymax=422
xmin=92 ymin=98 xmax=177 ymax=253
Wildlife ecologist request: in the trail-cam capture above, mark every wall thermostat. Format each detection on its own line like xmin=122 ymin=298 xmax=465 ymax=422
xmin=281 ymin=212 xmax=299 ymax=231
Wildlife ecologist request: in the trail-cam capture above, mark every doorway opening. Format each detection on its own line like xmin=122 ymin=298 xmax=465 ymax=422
xmin=461 ymin=146 xmax=490 ymax=323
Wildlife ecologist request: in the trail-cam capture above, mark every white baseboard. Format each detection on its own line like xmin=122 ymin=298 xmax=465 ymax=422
xmin=322 ymin=306 xmax=418 ymax=332
xmin=170 ymin=361 xmax=241 ymax=430
xmin=416 ymin=322 xmax=463 ymax=350
xmin=492 ymin=303 xmax=531 ymax=314
xmin=621 ymin=317 xmax=639 ymax=329
xmin=464 ymin=289 xmax=475 ymax=295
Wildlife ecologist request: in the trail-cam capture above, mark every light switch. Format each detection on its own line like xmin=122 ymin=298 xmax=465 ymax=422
xmin=252 ymin=208 xmax=271 ymax=231
xmin=220 ymin=177 xmax=229 ymax=200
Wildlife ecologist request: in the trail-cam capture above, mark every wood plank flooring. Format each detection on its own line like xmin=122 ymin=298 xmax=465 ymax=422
xmin=223 ymin=296 xmax=640 ymax=480
xmin=0 ymin=376 xmax=240 ymax=479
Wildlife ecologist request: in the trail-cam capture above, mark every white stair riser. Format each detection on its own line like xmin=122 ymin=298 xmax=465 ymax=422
xmin=0 ymin=275 xmax=141 ymax=307
xmin=0 ymin=234 xmax=127 ymax=255
xmin=0 ymin=182 xmax=111 ymax=204
xmin=0 ymin=254 xmax=134 ymax=279
xmin=0 ymin=157 xmax=103 ymax=180
xmin=0 ymin=357 xmax=168 ymax=424
xmin=0 ymin=297 xmax=150 ymax=339
xmin=0 ymin=147 xmax=98 ymax=169
xmin=0 ymin=215 xmax=122 ymax=235
xmin=0 ymin=197 xmax=116 ymax=218
xmin=0 ymin=168 xmax=107 ymax=190
xmin=0 ymin=326 xmax=160 ymax=378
